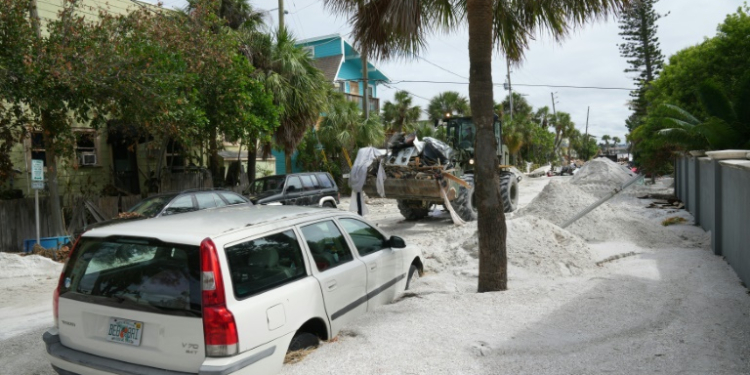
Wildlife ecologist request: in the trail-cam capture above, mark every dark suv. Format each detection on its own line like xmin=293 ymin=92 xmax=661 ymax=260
xmin=248 ymin=172 xmax=340 ymax=208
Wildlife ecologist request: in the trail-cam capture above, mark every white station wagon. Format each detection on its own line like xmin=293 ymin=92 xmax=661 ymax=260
xmin=44 ymin=205 xmax=423 ymax=375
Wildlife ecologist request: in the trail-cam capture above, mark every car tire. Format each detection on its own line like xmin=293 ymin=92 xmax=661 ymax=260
xmin=397 ymin=200 xmax=430 ymax=220
xmin=405 ymin=264 xmax=420 ymax=290
xmin=323 ymin=201 xmax=336 ymax=208
xmin=450 ymin=176 xmax=477 ymax=222
xmin=500 ymin=173 xmax=519 ymax=213
xmin=288 ymin=332 xmax=319 ymax=352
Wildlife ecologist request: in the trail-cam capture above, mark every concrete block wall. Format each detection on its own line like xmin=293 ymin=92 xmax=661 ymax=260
xmin=677 ymin=156 xmax=750 ymax=286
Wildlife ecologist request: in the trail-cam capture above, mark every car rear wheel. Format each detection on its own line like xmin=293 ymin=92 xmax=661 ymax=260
xmin=288 ymin=332 xmax=319 ymax=352
xmin=323 ymin=201 xmax=336 ymax=208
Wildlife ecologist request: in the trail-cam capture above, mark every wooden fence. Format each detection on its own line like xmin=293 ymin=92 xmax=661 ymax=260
xmin=0 ymin=195 xmax=143 ymax=253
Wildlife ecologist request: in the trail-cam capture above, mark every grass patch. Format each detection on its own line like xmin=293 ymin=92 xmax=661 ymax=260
xmin=662 ymin=217 xmax=687 ymax=226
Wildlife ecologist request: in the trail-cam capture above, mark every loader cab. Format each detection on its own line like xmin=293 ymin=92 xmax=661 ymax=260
xmin=443 ymin=116 xmax=506 ymax=169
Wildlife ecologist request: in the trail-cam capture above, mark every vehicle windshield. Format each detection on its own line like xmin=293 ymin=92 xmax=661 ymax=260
xmin=250 ymin=176 xmax=286 ymax=195
xmin=447 ymin=118 xmax=476 ymax=150
xmin=128 ymin=195 xmax=177 ymax=217
xmin=61 ymin=237 xmax=201 ymax=316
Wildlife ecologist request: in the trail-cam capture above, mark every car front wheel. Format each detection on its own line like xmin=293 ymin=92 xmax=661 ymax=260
xmin=405 ymin=264 xmax=420 ymax=290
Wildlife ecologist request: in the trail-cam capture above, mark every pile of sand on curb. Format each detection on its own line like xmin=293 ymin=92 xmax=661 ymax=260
xmin=517 ymin=180 xmax=685 ymax=248
xmin=0 ymin=252 xmax=62 ymax=279
xmin=570 ymin=158 xmax=636 ymax=197
xmin=458 ymin=216 xmax=596 ymax=277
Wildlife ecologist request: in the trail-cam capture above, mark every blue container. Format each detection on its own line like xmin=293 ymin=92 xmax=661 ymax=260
xmin=24 ymin=236 xmax=72 ymax=253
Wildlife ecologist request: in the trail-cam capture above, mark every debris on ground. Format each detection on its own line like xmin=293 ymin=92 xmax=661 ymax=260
xmin=662 ymin=217 xmax=688 ymax=226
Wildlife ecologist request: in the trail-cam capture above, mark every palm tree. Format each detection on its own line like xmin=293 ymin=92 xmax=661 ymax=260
xmin=325 ymin=0 xmax=629 ymax=292
xmin=240 ymin=28 xmax=329 ymax=173
xmin=657 ymin=78 xmax=750 ymax=151
xmin=612 ymin=136 xmax=621 ymax=147
xmin=188 ymin=0 xmax=265 ymax=30
xmin=601 ymin=134 xmax=611 ymax=153
xmin=317 ymin=92 xmax=385 ymax=168
xmin=382 ymin=90 xmax=421 ymax=134
xmin=427 ymin=91 xmax=470 ymax=121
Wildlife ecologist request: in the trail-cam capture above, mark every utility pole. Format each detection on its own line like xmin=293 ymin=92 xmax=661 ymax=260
xmin=360 ymin=5 xmax=369 ymax=119
xmin=550 ymin=92 xmax=557 ymax=117
xmin=506 ymin=58 xmax=513 ymax=121
xmin=278 ymin=0 xmax=285 ymax=30
xmin=584 ymin=106 xmax=590 ymax=160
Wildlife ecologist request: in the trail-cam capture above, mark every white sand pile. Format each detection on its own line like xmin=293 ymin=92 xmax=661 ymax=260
xmin=518 ymin=180 xmax=686 ymax=248
xmin=570 ymin=158 xmax=636 ymax=197
xmin=0 ymin=253 xmax=62 ymax=279
xmin=458 ymin=216 xmax=596 ymax=277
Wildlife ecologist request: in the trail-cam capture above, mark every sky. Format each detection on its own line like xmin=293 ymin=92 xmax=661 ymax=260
xmin=152 ymin=0 xmax=743 ymax=144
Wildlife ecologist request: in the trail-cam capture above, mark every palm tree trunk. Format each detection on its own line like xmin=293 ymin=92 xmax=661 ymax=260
xmin=285 ymin=152 xmax=292 ymax=174
xmin=468 ymin=0 xmax=507 ymax=292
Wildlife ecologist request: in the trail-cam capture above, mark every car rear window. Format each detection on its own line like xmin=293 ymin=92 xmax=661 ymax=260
xmin=220 ymin=192 xmax=249 ymax=205
xmin=61 ymin=237 xmax=201 ymax=316
xmin=128 ymin=195 xmax=177 ymax=217
xmin=316 ymin=173 xmax=334 ymax=189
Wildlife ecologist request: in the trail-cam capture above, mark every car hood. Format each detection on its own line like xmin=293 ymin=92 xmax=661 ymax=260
xmin=249 ymin=191 xmax=283 ymax=204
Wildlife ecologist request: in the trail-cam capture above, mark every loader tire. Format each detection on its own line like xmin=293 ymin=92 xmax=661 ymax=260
xmin=500 ymin=173 xmax=519 ymax=213
xmin=397 ymin=200 xmax=430 ymax=220
xmin=450 ymin=176 xmax=477 ymax=222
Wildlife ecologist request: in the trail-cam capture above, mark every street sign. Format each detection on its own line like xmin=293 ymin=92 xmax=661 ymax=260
xmin=31 ymin=181 xmax=45 ymax=190
xmin=31 ymin=159 xmax=44 ymax=182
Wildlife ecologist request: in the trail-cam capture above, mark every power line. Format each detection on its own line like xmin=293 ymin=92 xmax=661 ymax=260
xmin=289 ymin=0 xmax=319 ymax=14
xmin=370 ymin=79 xmax=634 ymax=91
xmin=417 ymin=57 xmax=469 ymax=80
xmin=380 ymin=83 xmax=431 ymax=102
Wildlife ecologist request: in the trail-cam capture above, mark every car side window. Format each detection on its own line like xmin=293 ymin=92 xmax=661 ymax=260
xmin=225 ymin=230 xmax=307 ymax=299
xmin=299 ymin=175 xmax=316 ymax=191
xmin=286 ymin=176 xmax=303 ymax=193
xmin=212 ymin=193 xmax=228 ymax=208
xmin=196 ymin=192 xmax=218 ymax=209
xmin=300 ymin=221 xmax=353 ymax=272
xmin=163 ymin=195 xmax=195 ymax=215
xmin=220 ymin=192 xmax=249 ymax=205
xmin=338 ymin=218 xmax=387 ymax=256
xmin=316 ymin=173 xmax=333 ymax=189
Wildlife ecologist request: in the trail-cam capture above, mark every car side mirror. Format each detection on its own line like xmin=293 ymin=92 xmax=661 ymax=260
xmin=387 ymin=235 xmax=406 ymax=249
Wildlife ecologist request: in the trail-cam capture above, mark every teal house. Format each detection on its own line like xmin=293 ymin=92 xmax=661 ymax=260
xmin=272 ymin=34 xmax=390 ymax=174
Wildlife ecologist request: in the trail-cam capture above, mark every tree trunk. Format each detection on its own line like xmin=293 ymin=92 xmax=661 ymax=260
xmin=41 ymin=111 xmax=64 ymax=236
xmin=467 ymin=0 xmax=507 ymax=292
xmin=248 ymin=145 xmax=257 ymax=184
xmin=285 ymin=151 xmax=292 ymax=174
xmin=209 ymin=126 xmax=221 ymax=187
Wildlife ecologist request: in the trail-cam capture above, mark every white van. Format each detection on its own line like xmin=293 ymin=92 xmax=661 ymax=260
xmin=44 ymin=205 xmax=423 ymax=375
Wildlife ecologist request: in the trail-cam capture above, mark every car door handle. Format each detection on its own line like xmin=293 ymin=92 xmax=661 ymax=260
xmin=369 ymin=264 xmax=377 ymax=271
xmin=326 ymin=280 xmax=337 ymax=291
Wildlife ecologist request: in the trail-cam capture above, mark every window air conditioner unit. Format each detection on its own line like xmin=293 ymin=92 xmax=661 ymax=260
xmin=79 ymin=152 xmax=97 ymax=166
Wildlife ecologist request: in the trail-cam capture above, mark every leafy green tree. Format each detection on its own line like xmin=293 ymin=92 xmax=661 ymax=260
xmin=499 ymin=92 xmax=533 ymax=121
xmin=601 ymin=134 xmax=612 ymax=150
xmin=612 ymin=136 xmax=621 ymax=146
xmin=240 ymin=28 xmax=329 ymax=173
xmin=382 ymin=91 xmax=421 ymax=134
xmin=325 ymin=0 xmax=629 ymax=292
xmin=618 ymin=0 xmax=666 ymax=131
xmin=427 ymin=91 xmax=470 ymax=121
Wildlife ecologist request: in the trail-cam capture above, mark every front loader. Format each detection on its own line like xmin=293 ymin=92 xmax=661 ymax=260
xmin=361 ymin=116 xmax=519 ymax=222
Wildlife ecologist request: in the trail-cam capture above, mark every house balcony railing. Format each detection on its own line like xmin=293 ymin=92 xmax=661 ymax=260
xmin=343 ymin=93 xmax=380 ymax=114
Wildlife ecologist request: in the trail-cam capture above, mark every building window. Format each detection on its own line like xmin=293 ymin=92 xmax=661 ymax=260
xmin=30 ymin=132 xmax=46 ymax=166
xmin=75 ymin=131 xmax=98 ymax=166
xmin=165 ymin=139 xmax=185 ymax=169
xmin=350 ymin=81 xmax=360 ymax=96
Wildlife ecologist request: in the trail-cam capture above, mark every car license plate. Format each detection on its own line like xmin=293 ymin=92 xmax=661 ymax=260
xmin=107 ymin=317 xmax=143 ymax=346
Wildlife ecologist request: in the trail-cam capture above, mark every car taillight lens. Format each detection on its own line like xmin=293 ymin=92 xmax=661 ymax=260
xmin=54 ymin=234 xmax=83 ymax=328
xmin=200 ymin=238 xmax=238 ymax=357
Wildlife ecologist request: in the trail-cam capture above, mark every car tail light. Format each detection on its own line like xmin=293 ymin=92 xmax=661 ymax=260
xmin=54 ymin=234 xmax=83 ymax=328
xmin=200 ymin=238 xmax=238 ymax=357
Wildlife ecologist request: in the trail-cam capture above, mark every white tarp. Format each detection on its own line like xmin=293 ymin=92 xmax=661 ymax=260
xmin=348 ymin=147 xmax=386 ymax=215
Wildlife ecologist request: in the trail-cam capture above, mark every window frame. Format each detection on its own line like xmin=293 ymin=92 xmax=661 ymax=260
xmin=297 ymin=218 xmax=357 ymax=273
xmin=73 ymin=129 xmax=99 ymax=167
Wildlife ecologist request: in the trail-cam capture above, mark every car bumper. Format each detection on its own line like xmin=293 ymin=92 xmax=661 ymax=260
xmin=44 ymin=328 xmax=287 ymax=375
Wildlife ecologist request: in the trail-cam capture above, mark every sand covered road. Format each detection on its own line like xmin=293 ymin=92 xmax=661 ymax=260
xmin=2 ymin=159 xmax=749 ymax=375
